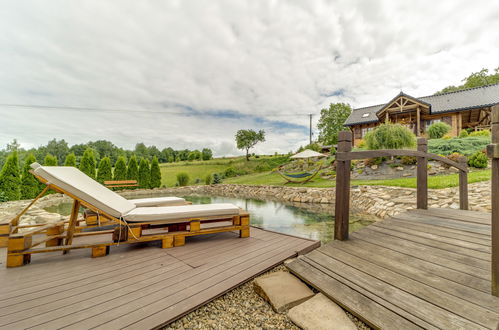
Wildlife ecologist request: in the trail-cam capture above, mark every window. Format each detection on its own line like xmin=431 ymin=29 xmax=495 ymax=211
xmin=361 ymin=126 xmax=374 ymax=137
xmin=426 ymin=119 xmax=441 ymax=128
xmin=362 ymin=113 xmax=370 ymax=118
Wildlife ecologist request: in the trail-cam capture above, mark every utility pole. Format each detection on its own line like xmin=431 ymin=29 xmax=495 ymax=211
xmin=309 ymin=114 xmax=313 ymax=145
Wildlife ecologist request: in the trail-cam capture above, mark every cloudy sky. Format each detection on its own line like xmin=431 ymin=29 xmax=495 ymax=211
xmin=1 ymin=0 xmax=498 ymax=156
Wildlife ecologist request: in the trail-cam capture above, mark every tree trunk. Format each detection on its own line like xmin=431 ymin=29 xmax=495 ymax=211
xmin=246 ymin=149 xmax=250 ymax=161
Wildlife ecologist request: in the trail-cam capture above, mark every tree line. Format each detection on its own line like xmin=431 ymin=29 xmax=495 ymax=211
xmin=0 ymin=148 xmax=162 ymax=202
xmin=0 ymin=139 xmax=213 ymax=169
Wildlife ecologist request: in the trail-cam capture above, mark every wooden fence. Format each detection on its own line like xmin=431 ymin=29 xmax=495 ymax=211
xmin=334 ymin=133 xmax=469 ymax=241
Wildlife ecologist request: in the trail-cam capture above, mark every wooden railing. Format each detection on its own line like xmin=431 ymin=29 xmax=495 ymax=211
xmin=487 ymin=105 xmax=499 ymax=296
xmin=334 ymin=132 xmax=469 ymax=241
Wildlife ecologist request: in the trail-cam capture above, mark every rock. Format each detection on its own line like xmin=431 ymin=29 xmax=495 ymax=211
xmin=254 ymin=271 xmax=314 ymax=312
xmin=370 ymin=165 xmax=378 ymax=170
xmin=395 ymin=166 xmax=404 ymax=171
xmin=287 ymin=293 xmax=356 ymax=330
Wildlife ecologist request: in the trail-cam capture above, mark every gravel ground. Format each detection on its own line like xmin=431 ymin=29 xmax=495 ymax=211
xmin=165 ymin=264 xmax=371 ymax=330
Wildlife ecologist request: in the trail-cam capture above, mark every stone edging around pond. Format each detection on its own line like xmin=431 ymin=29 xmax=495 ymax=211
xmin=0 ymin=181 xmax=491 ymax=227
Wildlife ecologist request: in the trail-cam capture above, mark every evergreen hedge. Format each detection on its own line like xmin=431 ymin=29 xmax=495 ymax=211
xmin=44 ymin=154 xmax=58 ymax=166
xmin=79 ymin=148 xmax=96 ymax=179
xmin=64 ymin=153 xmax=77 ymax=167
xmin=126 ymin=155 xmax=139 ymax=184
xmin=138 ymin=158 xmax=151 ymax=188
xmin=0 ymin=151 xmax=21 ymax=201
xmin=113 ymin=156 xmax=127 ymax=181
xmin=21 ymin=153 xmax=42 ymax=199
xmin=428 ymin=137 xmax=490 ymax=156
xmin=96 ymin=157 xmax=112 ymax=183
xmin=150 ymin=156 xmax=161 ymax=188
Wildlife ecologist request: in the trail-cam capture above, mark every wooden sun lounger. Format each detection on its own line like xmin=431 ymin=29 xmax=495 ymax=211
xmin=3 ymin=170 xmax=250 ymax=267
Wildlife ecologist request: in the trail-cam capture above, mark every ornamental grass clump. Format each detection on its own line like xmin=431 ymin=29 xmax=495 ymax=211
xmin=364 ymin=124 xmax=416 ymax=150
xmin=176 ymin=172 xmax=189 ymax=186
xmin=427 ymin=122 xmax=451 ymax=139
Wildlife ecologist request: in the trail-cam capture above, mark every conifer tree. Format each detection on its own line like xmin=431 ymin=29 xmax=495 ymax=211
xmin=96 ymin=157 xmax=112 ymax=183
xmin=113 ymin=156 xmax=127 ymax=181
xmin=64 ymin=153 xmax=77 ymax=167
xmin=79 ymin=148 xmax=96 ymax=179
xmin=21 ymin=153 xmax=42 ymax=199
xmin=0 ymin=151 xmax=21 ymax=201
xmin=150 ymin=156 xmax=162 ymax=188
xmin=126 ymin=155 xmax=139 ymax=186
xmin=44 ymin=154 xmax=58 ymax=166
xmin=138 ymin=157 xmax=151 ymax=188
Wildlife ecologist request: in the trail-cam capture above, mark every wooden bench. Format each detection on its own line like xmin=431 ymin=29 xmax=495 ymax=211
xmin=104 ymin=180 xmax=138 ymax=188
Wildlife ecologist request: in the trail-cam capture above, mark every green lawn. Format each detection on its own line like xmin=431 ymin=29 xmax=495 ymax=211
xmin=224 ymin=169 xmax=492 ymax=189
xmin=160 ymin=163 xmax=229 ymax=186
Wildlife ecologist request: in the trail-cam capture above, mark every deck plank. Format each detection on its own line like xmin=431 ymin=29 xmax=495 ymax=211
xmin=287 ymin=208 xmax=499 ymax=330
xmin=0 ymin=227 xmax=318 ymax=329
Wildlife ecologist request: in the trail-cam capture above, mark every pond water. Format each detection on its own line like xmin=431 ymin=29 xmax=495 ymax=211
xmin=45 ymin=194 xmax=378 ymax=243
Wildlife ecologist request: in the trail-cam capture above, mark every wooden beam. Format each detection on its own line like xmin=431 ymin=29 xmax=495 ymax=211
xmin=335 ymin=131 xmax=352 ymax=241
xmin=63 ymin=200 xmax=81 ymax=254
xmin=458 ymin=156 xmax=469 ymax=210
xmin=417 ymin=138 xmax=428 ymax=210
xmin=416 ymin=106 xmax=421 ymax=136
xmin=489 ymin=105 xmax=499 ymax=296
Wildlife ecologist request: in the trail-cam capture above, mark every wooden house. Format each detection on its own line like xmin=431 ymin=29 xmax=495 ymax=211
xmin=344 ymin=84 xmax=499 ymax=146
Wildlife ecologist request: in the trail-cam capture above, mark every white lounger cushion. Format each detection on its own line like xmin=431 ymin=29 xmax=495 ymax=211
xmin=129 ymin=197 xmax=186 ymax=207
xmin=32 ymin=163 xmax=136 ymax=218
xmin=123 ymin=203 xmax=240 ymax=222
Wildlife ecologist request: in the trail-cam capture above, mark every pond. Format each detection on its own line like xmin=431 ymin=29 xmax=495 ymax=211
xmin=45 ymin=194 xmax=378 ymax=243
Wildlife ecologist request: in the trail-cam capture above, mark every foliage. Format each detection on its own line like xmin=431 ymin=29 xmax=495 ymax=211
xmin=297 ymin=143 xmax=322 ymax=153
xmin=469 ymin=130 xmax=490 ymax=137
xmin=0 ymin=151 xmax=21 ymax=201
xmin=445 ymin=153 xmax=464 ymax=167
xmin=45 ymin=139 xmax=69 ymax=165
xmin=201 ymin=148 xmax=213 ymax=160
xmin=435 ymin=67 xmax=499 ymax=94
xmin=427 ymin=122 xmax=451 ymax=139
xmin=205 ymin=173 xmax=212 ymax=185
xmin=458 ymin=130 xmax=469 ymax=138
xmin=428 ymin=137 xmax=490 ymax=156
xmin=255 ymin=163 xmax=271 ymax=172
xmin=400 ymin=156 xmax=417 ymax=165
xmin=363 ymin=157 xmax=386 ymax=166
xmin=113 ymin=156 xmax=127 ymax=181
xmin=79 ymin=148 xmax=96 ymax=179
xmin=188 ymin=150 xmax=202 ymax=161
xmin=138 ymin=158 xmax=151 ymax=188
xmin=442 ymin=134 xmax=452 ymax=140
xmin=357 ymin=139 xmax=366 ymax=149
xmin=176 ymin=172 xmax=189 ymax=186
xmin=468 ymin=151 xmax=488 ymax=168
xmin=64 ymin=153 xmax=77 ymax=167
xmin=44 ymin=154 xmax=58 ymax=166
xmin=235 ymin=129 xmax=266 ymax=161
xmin=150 ymin=156 xmax=162 ymax=188
xmin=224 ymin=167 xmax=238 ymax=178
xmin=96 ymin=157 xmax=112 ymax=183
xmin=364 ymin=124 xmax=416 ymax=150
xmin=21 ymin=153 xmax=42 ymax=199
xmin=212 ymin=173 xmax=222 ymax=184
xmin=0 ymin=191 xmax=7 ymax=202
xmin=126 ymin=155 xmax=139 ymax=182
xmin=317 ymin=103 xmax=352 ymax=145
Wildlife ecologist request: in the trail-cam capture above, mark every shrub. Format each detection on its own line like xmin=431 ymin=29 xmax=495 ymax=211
xmin=364 ymin=157 xmax=385 ymax=166
xmin=212 ymin=173 xmax=222 ymax=184
xmin=44 ymin=154 xmax=58 ymax=166
xmin=0 ymin=151 xmax=21 ymax=201
xmin=138 ymin=158 xmax=151 ymax=188
xmin=205 ymin=173 xmax=212 ymax=185
xmin=458 ymin=130 xmax=469 ymax=138
xmin=469 ymin=130 xmax=491 ymax=137
xmin=64 ymin=153 xmax=77 ymax=167
xmin=224 ymin=167 xmax=238 ymax=178
xmin=0 ymin=191 xmax=7 ymax=202
xmin=364 ymin=124 xmax=416 ymax=150
xmin=400 ymin=156 xmax=417 ymax=165
xmin=96 ymin=157 xmax=112 ymax=184
xmin=442 ymin=134 xmax=452 ymax=140
xmin=194 ymin=178 xmax=201 ymax=184
xmin=357 ymin=139 xmax=366 ymax=149
xmin=255 ymin=163 xmax=271 ymax=172
xmin=176 ymin=172 xmax=189 ymax=186
xmin=427 ymin=122 xmax=451 ymax=139
xmin=150 ymin=156 xmax=162 ymax=188
xmin=126 ymin=155 xmax=139 ymax=182
xmin=21 ymin=153 xmax=42 ymax=199
xmin=428 ymin=137 xmax=490 ymax=156
xmin=79 ymin=148 xmax=96 ymax=179
xmin=468 ymin=151 xmax=488 ymax=168
xmin=113 ymin=156 xmax=127 ymax=181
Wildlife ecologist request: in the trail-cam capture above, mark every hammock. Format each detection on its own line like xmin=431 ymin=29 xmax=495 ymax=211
xmin=276 ymin=162 xmax=324 ymax=184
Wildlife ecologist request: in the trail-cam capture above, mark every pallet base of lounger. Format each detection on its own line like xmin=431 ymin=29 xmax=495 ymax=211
xmin=6 ymin=215 xmax=250 ymax=267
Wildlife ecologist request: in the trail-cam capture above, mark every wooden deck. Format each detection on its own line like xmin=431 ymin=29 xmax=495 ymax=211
xmin=287 ymin=208 xmax=499 ymax=330
xmin=0 ymin=227 xmax=319 ymax=329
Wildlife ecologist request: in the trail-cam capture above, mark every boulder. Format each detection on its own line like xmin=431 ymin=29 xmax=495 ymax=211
xmin=254 ymin=271 xmax=314 ymax=312
xmin=287 ymin=293 xmax=356 ymax=330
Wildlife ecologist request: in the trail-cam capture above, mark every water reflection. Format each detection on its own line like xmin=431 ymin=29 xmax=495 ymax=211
xmin=45 ymin=194 xmax=378 ymax=243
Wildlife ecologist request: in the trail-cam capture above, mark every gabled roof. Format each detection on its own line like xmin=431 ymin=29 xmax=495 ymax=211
xmin=345 ymin=83 xmax=499 ymax=126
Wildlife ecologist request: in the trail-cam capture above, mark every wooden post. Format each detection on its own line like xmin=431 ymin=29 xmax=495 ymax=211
xmin=458 ymin=156 xmax=469 ymax=210
xmin=63 ymin=200 xmax=81 ymax=254
xmin=416 ymin=106 xmax=421 ymax=136
xmin=416 ymin=138 xmax=428 ymax=210
xmin=334 ymin=131 xmax=352 ymax=241
xmin=487 ymin=105 xmax=499 ymax=296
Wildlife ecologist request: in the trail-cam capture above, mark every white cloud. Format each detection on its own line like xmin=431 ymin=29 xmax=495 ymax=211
xmin=0 ymin=0 xmax=497 ymax=156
